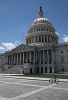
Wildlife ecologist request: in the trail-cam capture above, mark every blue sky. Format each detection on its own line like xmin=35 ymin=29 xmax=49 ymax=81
xmin=0 ymin=0 xmax=68 ymax=53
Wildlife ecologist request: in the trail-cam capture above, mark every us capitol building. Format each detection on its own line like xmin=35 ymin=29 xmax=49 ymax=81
xmin=0 ymin=7 xmax=68 ymax=74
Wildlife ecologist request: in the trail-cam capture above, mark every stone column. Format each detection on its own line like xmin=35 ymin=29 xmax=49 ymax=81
xmin=12 ymin=55 xmax=14 ymax=65
xmin=7 ymin=56 xmax=9 ymax=64
xmin=52 ymin=50 xmax=54 ymax=73
xmin=13 ymin=55 xmax=15 ymax=65
xmin=23 ymin=52 xmax=24 ymax=63
xmin=34 ymin=36 xmax=35 ymax=43
xmin=44 ymin=35 xmax=45 ymax=42
xmin=39 ymin=51 xmax=41 ymax=64
xmin=26 ymin=52 xmax=28 ymax=63
xmin=30 ymin=52 xmax=31 ymax=63
xmin=17 ymin=53 xmax=18 ymax=65
xmin=47 ymin=67 xmax=49 ymax=73
xmin=43 ymin=50 xmax=45 ymax=64
xmin=52 ymin=50 xmax=54 ymax=64
xmin=36 ymin=52 xmax=37 ymax=63
xmin=10 ymin=55 xmax=12 ymax=65
xmin=34 ymin=51 xmax=35 ymax=63
xmin=47 ymin=50 xmax=49 ymax=64
xmin=50 ymin=35 xmax=51 ymax=42
xmin=20 ymin=53 xmax=21 ymax=65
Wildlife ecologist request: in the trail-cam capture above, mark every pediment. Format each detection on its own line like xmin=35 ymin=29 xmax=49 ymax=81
xmin=12 ymin=44 xmax=25 ymax=51
xmin=12 ymin=44 xmax=34 ymax=52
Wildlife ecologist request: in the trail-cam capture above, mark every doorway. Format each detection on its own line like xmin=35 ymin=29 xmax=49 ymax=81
xmin=49 ymin=67 xmax=52 ymax=73
xmin=30 ymin=68 xmax=32 ymax=74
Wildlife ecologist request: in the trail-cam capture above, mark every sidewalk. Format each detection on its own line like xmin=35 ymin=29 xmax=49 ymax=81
xmin=0 ymin=74 xmax=68 ymax=83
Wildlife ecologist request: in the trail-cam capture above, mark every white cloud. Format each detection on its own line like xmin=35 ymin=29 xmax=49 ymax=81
xmin=0 ymin=47 xmax=4 ymax=50
xmin=63 ymin=36 xmax=68 ymax=42
xmin=2 ymin=42 xmax=16 ymax=50
xmin=55 ymin=32 xmax=59 ymax=36
xmin=63 ymin=35 xmax=66 ymax=37
xmin=2 ymin=41 xmax=21 ymax=51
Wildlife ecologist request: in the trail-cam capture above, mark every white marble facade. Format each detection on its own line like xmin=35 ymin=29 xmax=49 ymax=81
xmin=0 ymin=7 xmax=68 ymax=74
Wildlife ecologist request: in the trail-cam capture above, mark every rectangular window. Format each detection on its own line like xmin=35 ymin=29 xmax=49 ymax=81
xmin=41 ymin=67 xmax=43 ymax=73
xmin=39 ymin=36 xmax=41 ymax=42
xmin=45 ymin=67 xmax=47 ymax=73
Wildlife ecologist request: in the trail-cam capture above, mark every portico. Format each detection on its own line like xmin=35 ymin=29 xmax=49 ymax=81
xmin=6 ymin=47 xmax=54 ymax=74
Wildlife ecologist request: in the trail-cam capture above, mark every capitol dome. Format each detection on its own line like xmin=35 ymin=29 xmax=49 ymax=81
xmin=32 ymin=17 xmax=51 ymax=26
xmin=26 ymin=7 xmax=58 ymax=46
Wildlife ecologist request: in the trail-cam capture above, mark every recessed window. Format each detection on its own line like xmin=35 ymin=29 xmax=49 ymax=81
xmin=39 ymin=28 xmax=40 ymax=31
xmin=45 ymin=20 xmax=46 ymax=23
xmin=42 ymin=28 xmax=43 ymax=31
xmin=52 ymin=37 xmax=53 ymax=42
xmin=43 ymin=20 xmax=44 ymax=23
xmin=47 ymin=28 xmax=48 ymax=31
xmin=37 ymin=28 xmax=38 ymax=31
xmin=61 ymin=58 xmax=64 ymax=62
xmin=67 ymin=50 xmax=68 ymax=53
xmin=39 ymin=36 xmax=41 ymax=42
xmin=61 ymin=51 xmax=63 ymax=53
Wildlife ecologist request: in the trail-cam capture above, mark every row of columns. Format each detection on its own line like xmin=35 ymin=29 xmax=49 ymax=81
xmin=7 ymin=49 xmax=54 ymax=65
xmin=27 ymin=35 xmax=58 ymax=44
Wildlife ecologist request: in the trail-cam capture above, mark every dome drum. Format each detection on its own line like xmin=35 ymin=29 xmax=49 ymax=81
xmin=26 ymin=34 xmax=58 ymax=46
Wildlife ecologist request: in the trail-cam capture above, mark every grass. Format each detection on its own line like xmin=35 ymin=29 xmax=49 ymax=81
xmin=12 ymin=74 xmax=68 ymax=79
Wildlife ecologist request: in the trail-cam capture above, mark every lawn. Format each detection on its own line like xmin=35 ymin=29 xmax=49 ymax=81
xmin=12 ymin=74 xmax=68 ymax=79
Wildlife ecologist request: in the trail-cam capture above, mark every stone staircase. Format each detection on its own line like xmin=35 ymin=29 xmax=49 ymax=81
xmin=1 ymin=65 xmax=23 ymax=74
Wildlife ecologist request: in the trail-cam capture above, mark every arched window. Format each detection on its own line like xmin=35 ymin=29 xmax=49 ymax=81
xmin=37 ymin=28 xmax=38 ymax=31
xmin=43 ymin=20 xmax=44 ymax=23
xmin=42 ymin=28 xmax=43 ymax=31
xmin=47 ymin=28 xmax=48 ymax=31
xmin=39 ymin=28 xmax=40 ymax=31
xmin=39 ymin=36 xmax=41 ymax=42
xmin=45 ymin=20 xmax=46 ymax=23
xmin=52 ymin=37 xmax=53 ymax=42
